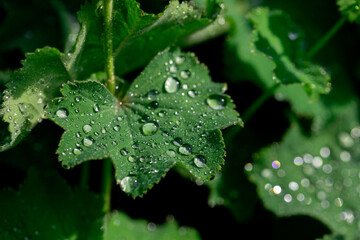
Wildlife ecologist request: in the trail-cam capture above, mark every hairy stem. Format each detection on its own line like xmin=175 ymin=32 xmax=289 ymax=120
xmin=102 ymin=158 xmax=113 ymax=213
xmin=103 ymin=0 xmax=115 ymax=93
xmin=307 ymin=16 xmax=347 ymax=59
xmin=242 ymin=84 xmax=279 ymax=123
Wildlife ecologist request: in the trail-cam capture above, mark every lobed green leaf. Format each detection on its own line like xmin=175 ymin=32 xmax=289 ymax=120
xmin=247 ymin=101 xmax=360 ymax=239
xmin=46 ymin=48 xmax=240 ymax=197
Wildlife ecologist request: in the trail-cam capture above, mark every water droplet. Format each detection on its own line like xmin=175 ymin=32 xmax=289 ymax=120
xmin=149 ymin=101 xmax=159 ymax=109
xmin=206 ymin=95 xmax=226 ymax=110
xmin=180 ymin=70 xmax=191 ymax=79
xmin=338 ymin=132 xmax=354 ymax=148
xmin=83 ymin=137 xmax=93 ymax=147
xmin=169 ymin=65 xmax=178 ymax=73
xmin=113 ymin=125 xmax=121 ymax=132
xmin=158 ymin=110 xmax=167 ymax=117
xmin=120 ymin=148 xmax=128 ymax=156
xmin=93 ymin=104 xmax=100 ymax=113
xmin=175 ymin=56 xmax=185 ymax=64
xmin=289 ymin=181 xmax=299 ymax=191
xmin=187 ymin=90 xmax=197 ymax=98
xmin=83 ymin=124 xmax=92 ymax=133
xmin=147 ymin=90 xmax=159 ymax=99
xmin=142 ymin=122 xmax=158 ymax=136
xmin=194 ymin=155 xmax=207 ymax=168
xmin=147 ymin=222 xmax=157 ymax=232
xmin=293 ymin=156 xmax=303 ymax=166
xmin=128 ymin=155 xmax=135 ymax=162
xmin=244 ymin=163 xmax=253 ymax=171
xmin=76 ymin=132 xmax=81 ymax=138
xmin=312 ymin=157 xmax=323 ymax=168
xmin=288 ymin=31 xmax=299 ymax=40
xmin=284 ymin=194 xmax=292 ymax=203
xmin=75 ymin=96 xmax=81 ymax=102
xmin=340 ymin=151 xmax=351 ymax=162
xmin=179 ymin=144 xmax=192 ymax=155
xmin=335 ymin=197 xmax=343 ymax=207
xmin=320 ymin=147 xmax=330 ymax=158
xmin=56 ymin=108 xmax=69 ymax=118
xmin=164 ymin=77 xmax=180 ymax=93
xmin=120 ymin=176 xmax=137 ymax=194
xmin=117 ymin=116 xmax=123 ymax=122
xmin=166 ymin=150 xmax=176 ymax=158
xmin=272 ymin=185 xmax=282 ymax=195
xmin=272 ymin=160 xmax=281 ymax=169
xmin=173 ymin=137 xmax=183 ymax=146
xmin=73 ymin=148 xmax=83 ymax=155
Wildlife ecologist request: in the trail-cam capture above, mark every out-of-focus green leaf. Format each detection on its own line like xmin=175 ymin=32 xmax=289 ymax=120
xmin=248 ymin=101 xmax=360 ymax=239
xmin=249 ymin=7 xmax=331 ymax=100
xmin=337 ymin=0 xmax=360 ymax=23
xmin=0 ymin=47 xmax=72 ymax=151
xmin=66 ymin=0 xmax=220 ymax=79
xmin=0 ymin=169 xmax=103 ymax=240
xmin=104 ymin=212 xmax=200 ymax=240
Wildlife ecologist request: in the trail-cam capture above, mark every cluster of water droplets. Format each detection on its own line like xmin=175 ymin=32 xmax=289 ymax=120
xmin=246 ymin=126 xmax=360 ymax=230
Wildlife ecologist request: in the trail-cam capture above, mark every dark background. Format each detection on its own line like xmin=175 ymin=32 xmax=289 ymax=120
xmin=1 ymin=0 xmax=359 ymax=239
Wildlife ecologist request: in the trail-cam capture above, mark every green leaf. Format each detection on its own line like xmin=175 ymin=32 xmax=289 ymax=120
xmin=104 ymin=212 xmax=200 ymax=240
xmin=0 ymin=169 xmax=103 ymax=240
xmin=247 ymin=101 xmax=360 ymax=239
xmin=0 ymin=47 xmax=72 ymax=151
xmin=66 ymin=0 xmax=220 ymax=79
xmin=46 ymin=48 xmax=240 ymax=197
xmin=249 ymin=7 xmax=331 ymax=100
xmin=337 ymin=0 xmax=360 ymax=23
xmin=222 ymin=0 xmax=327 ymax=120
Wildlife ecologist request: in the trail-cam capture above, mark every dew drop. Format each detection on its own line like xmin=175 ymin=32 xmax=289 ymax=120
xmin=179 ymin=144 xmax=192 ymax=155
xmin=83 ymin=124 xmax=92 ymax=133
xmin=169 ymin=65 xmax=178 ymax=73
xmin=120 ymin=148 xmax=128 ymax=156
xmin=272 ymin=160 xmax=281 ymax=169
xmin=272 ymin=185 xmax=282 ymax=195
xmin=164 ymin=77 xmax=180 ymax=93
xmin=149 ymin=101 xmax=159 ymax=109
xmin=56 ymin=108 xmax=69 ymax=118
xmin=180 ymin=70 xmax=191 ymax=79
xmin=187 ymin=90 xmax=197 ymax=98
xmin=173 ymin=137 xmax=183 ymax=146
xmin=120 ymin=176 xmax=137 ymax=194
xmin=83 ymin=137 xmax=93 ymax=147
xmin=113 ymin=125 xmax=121 ymax=132
xmin=194 ymin=155 xmax=207 ymax=168
xmin=147 ymin=90 xmax=159 ymax=99
xmin=244 ymin=163 xmax=253 ymax=171
xmin=73 ymin=148 xmax=83 ymax=155
xmin=166 ymin=150 xmax=176 ymax=158
xmin=142 ymin=122 xmax=158 ymax=136
xmin=206 ymin=95 xmax=226 ymax=110
xmin=128 ymin=155 xmax=135 ymax=162
xmin=175 ymin=56 xmax=185 ymax=64
xmin=75 ymin=96 xmax=81 ymax=102
xmin=93 ymin=104 xmax=100 ymax=113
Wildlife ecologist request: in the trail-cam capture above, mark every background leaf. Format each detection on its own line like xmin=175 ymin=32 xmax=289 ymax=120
xmin=247 ymin=101 xmax=360 ymax=239
xmin=0 ymin=169 xmax=103 ymax=240
xmin=66 ymin=0 xmax=221 ymax=80
xmin=337 ymin=0 xmax=360 ymax=23
xmin=104 ymin=212 xmax=200 ymax=240
xmin=0 ymin=47 xmax=72 ymax=151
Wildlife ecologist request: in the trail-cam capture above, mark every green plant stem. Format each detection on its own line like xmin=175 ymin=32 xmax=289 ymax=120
xmin=102 ymin=158 xmax=113 ymax=213
xmin=242 ymin=84 xmax=279 ymax=123
xmin=103 ymin=0 xmax=115 ymax=93
xmin=307 ymin=16 xmax=347 ymax=59
xmin=102 ymin=0 xmax=115 ymax=214
xmin=80 ymin=162 xmax=90 ymax=188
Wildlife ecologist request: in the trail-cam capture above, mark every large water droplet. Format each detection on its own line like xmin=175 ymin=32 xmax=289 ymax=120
xmin=120 ymin=176 xmax=137 ymax=194
xmin=83 ymin=124 xmax=92 ymax=133
xmin=56 ymin=108 xmax=69 ymax=118
xmin=187 ymin=90 xmax=197 ymax=98
xmin=128 ymin=155 xmax=135 ymax=162
xmin=164 ymin=77 xmax=180 ymax=93
xmin=166 ymin=150 xmax=176 ymax=158
xmin=206 ymin=95 xmax=227 ymax=110
xmin=83 ymin=137 xmax=93 ymax=147
xmin=179 ymin=144 xmax=192 ymax=155
xmin=194 ymin=155 xmax=207 ymax=168
xmin=142 ymin=122 xmax=158 ymax=136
